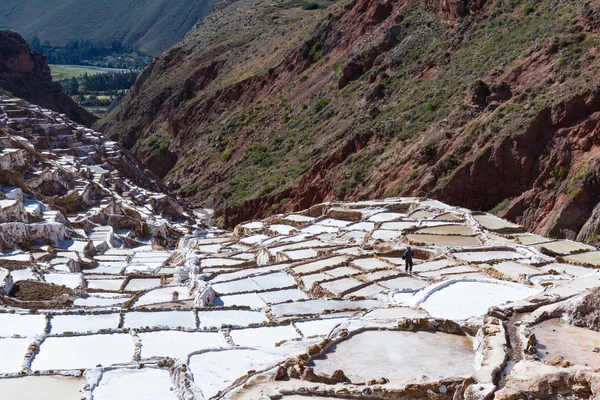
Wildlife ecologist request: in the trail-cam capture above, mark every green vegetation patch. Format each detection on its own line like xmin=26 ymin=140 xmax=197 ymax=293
xmin=489 ymin=198 xmax=513 ymax=215
xmin=300 ymin=36 xmax=324 ymax=64
xmin=144 ymin=134 xmax=171 ymax=149
xmin=302 ymin=2 xmax=319 ymax=10
xmin=50 ymin=65 xmax=106 ymax=81
xmin=314 ymin=98 xmax=331 ymax=113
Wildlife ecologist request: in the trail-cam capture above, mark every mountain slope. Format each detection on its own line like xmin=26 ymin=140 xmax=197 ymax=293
xmin=98 ymin=0 xmax=600 ymax=245
xmin=0 ymin=0 xmax=216 ymax=55
xmin=0 ymin=30 xmax=95 ymax=126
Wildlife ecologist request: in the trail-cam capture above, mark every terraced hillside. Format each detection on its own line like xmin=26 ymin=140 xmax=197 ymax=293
xmin=0 ymin=91 xmax=599 ymax=399
xmin=99 ymin=0 xmax=600 ymax=244
xmin=1 ymin=99 xmax=600 ymax=398
xmin=0 ymin=0 xmax=216 ymax=55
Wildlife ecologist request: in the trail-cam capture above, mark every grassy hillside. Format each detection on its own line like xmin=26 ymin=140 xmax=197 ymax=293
xmin=98 ymin=0 xmax=600 ymax=244
xmin=0 ymin=0 xmax=216 ymax=55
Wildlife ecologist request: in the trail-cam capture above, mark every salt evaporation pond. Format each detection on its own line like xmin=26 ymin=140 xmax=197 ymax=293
xmin=312 ymin=330 xmax=475 ymax=383
xmin=0 ymin=338 xmax=30 ymax=374
xmin=415 ymin=224 xmax=475 ymax=235
xmin=93 ymin=368 xmax=175 ymax=400
xmin=407 ymin=234 xmax=480 ymax=246
xmin=86 ymin=278 xmax=124 ymax=290
xmin=134 ymin=286 xmax=191 ymax=307
xmin=32 ymin=334 xmax=134 ymax=371
xmin=73 ymin=295 xmax=131 ymax=308
xmin=0 ymin=375 xmax=84 ymax=400
xmin=564 ymin=251 xmax=600 ymax=267
xmin=139 ymin=331 xmax=225 ymax=359
xmin=230 ymin=325 xmax=300 ymax=347
xmin=197 ymin=309 xmax=268 ymax=328
xmin=189 ymin=348 xmax=284 ymax=398
xmin=50 ymin=313 xmax=120 ymax=334
xmin=0 ymin=313 xmax=46 ymax=337
xmin=125 ymin=278 xmax=163 ymax=291
xmin=215 ymin=292 xmax=266 ymax=308
xmin=124 ymin=311 xmax=196 ymax=329
xmin=258 ymin=288 xmax=308 ymax=304
xmin=414 ymin=280 xmax=540 ymax=320
xmin=295 ymin=318 xmax=346 ymax=337
xmin=532 ymin=319 xmax=600 ymax=367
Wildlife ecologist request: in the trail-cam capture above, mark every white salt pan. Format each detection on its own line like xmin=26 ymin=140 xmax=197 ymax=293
xmin=229 ymin=325 xmax=300 ymax=348
xmin=0 ymin=338 xmax=30 ymax=373
xmin=368 ymin=213 xmax=404 ymax=222
xmin=268 ymin=225 xmax=297 ymax=235
xmin=292 ymin=256 xmax=349 ymax=275
xmin=197 ymin=310 xmax=267 ymax=329
xmin=0 ymin=313 xmax=46 ymax=337
xmin=126 ymin=278 xmax=162 ymax=291
xmin=239 ymin=235 xmax=269 ymax=245
xmin=0 ymin=376 xmax=83 ymax=400
xmin=414 ymin=280 xmax=540 ymax=320
xmin=251 ymin=271 xmax=296 ymax=290
xmin=32 ymin=334 xmax=133 ymax=371
xmin=139 ymin=331 xmax=226 ymax=360
xmin=241 ymin=222 xmax=263 ymax=230
xmin=74 ymin=296 xmax=130 ymax=307
xmin=258 ymin=289 xmax=308 ymax=304
xmin=50 ymin=313 xmax=120 ymax=334
xmin=351 ymin=257 xmax=390 ymax=270
xmin=300 ymin=225 xmax=339 ymax=235
xmin=317 ymin=219 xmax=352 ymax=228
xmin=44 ymin=273 xmax=82 ymax=289
xmin=189 ymin=349 xmax=283 ymax=399
xmin=87 ymin=279 xmax=124 ymax=291
xmin=320 ymin=277 xmax=363 ymax=295
xmin=213 ymin=279 xmax=261 ymax=294
xmin=215 ymin=293 xmax=266 ymax=308
xmin=454 ymin=251 xmax=522 ymax=263
xmin=134 ymin=286 xmax=190 ymax=307
xmin=346 ymin=222 xmax=375 ymax=231
xmin=312 ymin=330 xmax=474 ymax=383
xmin=124 ymin=311 xmax=196 ymax=329
xmin=295 ymin=318 xmax=346 ymax=337
xmin=93 ymin=368 xmax=175 ymax=400
xmin=201 ymin=258 xmax=246 ymax=267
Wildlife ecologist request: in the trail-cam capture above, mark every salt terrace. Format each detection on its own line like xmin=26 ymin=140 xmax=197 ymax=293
xmin=0 ymin=96 xmax=599 ymax=399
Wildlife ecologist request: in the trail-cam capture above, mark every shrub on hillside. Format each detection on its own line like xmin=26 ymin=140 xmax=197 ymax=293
xmin=302 ymin=2 xmax=319 ymax=10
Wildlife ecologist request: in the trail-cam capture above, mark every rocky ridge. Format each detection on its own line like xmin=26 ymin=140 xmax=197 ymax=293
xmin=99 ymin=0 xmax=600 ymax=245
xmin=0 ymin=31 xmax=96 ymax=126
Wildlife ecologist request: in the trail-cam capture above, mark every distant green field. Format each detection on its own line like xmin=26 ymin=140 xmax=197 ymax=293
xmin=49 ymin=65 xmax=105 ymax=81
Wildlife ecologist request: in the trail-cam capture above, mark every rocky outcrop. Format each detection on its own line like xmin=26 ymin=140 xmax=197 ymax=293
xmin=562 ymin=287 xmax=600 ymax=331
xmin=0 ymin=30 xmax=96 ymax=126
xmin=495 ymin=361 xmax=599 ymax=400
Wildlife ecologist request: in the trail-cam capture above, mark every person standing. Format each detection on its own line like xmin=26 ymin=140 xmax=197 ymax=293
xmin=402 ymin=246 xmax=414 ymax=274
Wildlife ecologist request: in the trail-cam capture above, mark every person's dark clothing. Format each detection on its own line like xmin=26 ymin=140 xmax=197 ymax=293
xmin=402 ymin=249 xmax=414 ymax=274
